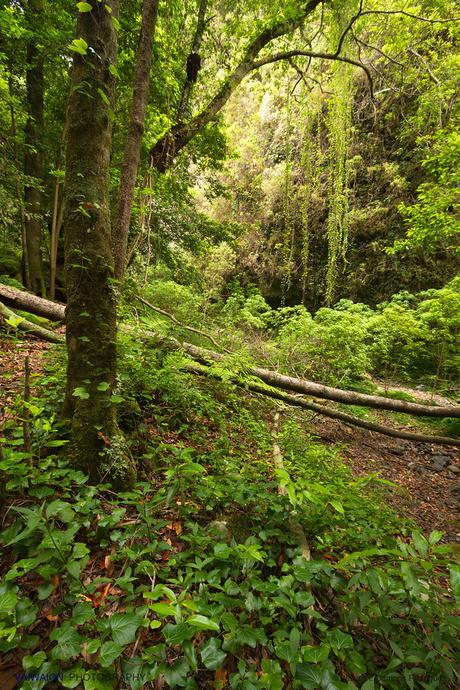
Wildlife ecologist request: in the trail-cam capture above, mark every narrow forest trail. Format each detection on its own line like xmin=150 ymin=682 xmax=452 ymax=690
xmin=1 ymin=335 xmax=459 ymax=544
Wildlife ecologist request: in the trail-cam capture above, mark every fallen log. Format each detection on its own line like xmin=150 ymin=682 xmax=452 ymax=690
xmin=0 ymin=300 xmax=64 ymax=344
xmin=147 ymin=334 xmax=460 ymax=419
xmin=0 ymin=283 xmax=65 ymax=321
xmin=185 ymin=363 xmax=460 ymax=447
xmin=2 ymin=282 xmax=459 ymax=420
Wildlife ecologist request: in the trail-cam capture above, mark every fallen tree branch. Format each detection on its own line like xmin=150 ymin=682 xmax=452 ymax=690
xmin=136 ymin=295 xmax=230 ymax=352
xmin=185 ymin=363 xmax=460 ymax=447
xmin=0 ymin=283 xmax=65 ymax=321
xmin=0 ymin=300 xmax=64 ymax=344
xmin=167 ymin=338 xmax=460 ymax=419
xmin=2 ymin=283 xmax=459 ymax=420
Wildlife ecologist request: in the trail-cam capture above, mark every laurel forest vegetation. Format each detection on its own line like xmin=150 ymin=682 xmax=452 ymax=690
xmin=1 ymin=0 xmax=460 ymax=687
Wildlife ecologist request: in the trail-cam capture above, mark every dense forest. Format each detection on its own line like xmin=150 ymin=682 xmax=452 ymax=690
xmin=0 ymin=0 xmax=460 ymax=688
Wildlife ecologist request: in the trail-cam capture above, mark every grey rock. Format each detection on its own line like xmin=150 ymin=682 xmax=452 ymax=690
xmin=449 ymin=482 xmax=460 ymax=496
xmin=447 ymin=465 xmax=460 ymax=474
xmin=415 ymin=384 xmax=428 ymax=391
xmin=430 ymin=454 xmax=450 ymax=471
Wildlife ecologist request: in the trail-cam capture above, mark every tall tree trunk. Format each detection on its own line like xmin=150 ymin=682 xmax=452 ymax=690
xmin=63 ymin=0 xmax=135 ymax=487
xmin=113 ymin=0 xmax=159 ymax=281
xmin=24 ymin=0 xmax=46 ymax=296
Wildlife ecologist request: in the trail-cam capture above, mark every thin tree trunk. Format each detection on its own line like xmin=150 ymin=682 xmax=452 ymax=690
xmin=176 ymin=0 xmax=208 ymax=123
xmin=113 ymin=0 xmax=159 ymax=281
xmin=8 ymin=76 xmax=29 ymax=288
xmin=63 ymin=0 xmax=135 ymax=486
xmin=24 ymin=0 xmax=46 ymax=296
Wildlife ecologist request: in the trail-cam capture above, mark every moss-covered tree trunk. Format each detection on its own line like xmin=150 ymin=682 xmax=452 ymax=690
xmin=63 ymin=0 xmax=134 ymax=487
xmin=23 ymin=0 xmax=46 ymax=296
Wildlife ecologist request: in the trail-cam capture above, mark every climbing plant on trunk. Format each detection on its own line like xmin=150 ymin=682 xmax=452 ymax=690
xmin=24 ymin=0 xmax=46 ymax=296
xmin=63 ymin=0 xmax=134 ymax=487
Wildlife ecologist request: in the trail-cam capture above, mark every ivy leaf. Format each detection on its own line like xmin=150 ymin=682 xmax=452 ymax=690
xmin=72 ymin=387 xmax=89 ymax=400
xmin=108 ymin=64 xmax=119 ymax=78
xmin=301 ymin=643 xmax=330 ymax=663
xmin=200 ymin=638 xmax=226 ymax=670
xmin=187 ymin=614 xmax=219 ymax=631
xmin=99 ymin=640 xmax=123 ymax=667
xmin=76 ymin=1 xmax=92 ymax=11
xmin=97 ymin=381 xmax=110 ymax=391
xmin=162 ymin=622 xmax=194 ymax=645
xmin=109 ymin=613 xmax=143 ymax=645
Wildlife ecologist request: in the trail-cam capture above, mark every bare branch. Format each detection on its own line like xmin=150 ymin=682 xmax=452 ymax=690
xmin=253 ymin=50 xmax=374 ymax=98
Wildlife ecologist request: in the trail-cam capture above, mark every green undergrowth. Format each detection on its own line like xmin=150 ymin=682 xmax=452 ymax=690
xmin=1 ymin=342 xmax=460 ymax=690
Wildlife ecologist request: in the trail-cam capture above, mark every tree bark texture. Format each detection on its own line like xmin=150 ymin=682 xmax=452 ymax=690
xmin=63 ymin=0 xmax=134 ymax=486
xmin=24 ymin=0 xmax=46 ymax=296
xmin=113 ymin=0 xmax=159 ymax=281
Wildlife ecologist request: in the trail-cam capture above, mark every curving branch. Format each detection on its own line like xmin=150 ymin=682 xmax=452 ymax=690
xmin=149 ymin=0 xmax=322 ymax=171
xmin=253 ymin=49 xmax=374 ymax=98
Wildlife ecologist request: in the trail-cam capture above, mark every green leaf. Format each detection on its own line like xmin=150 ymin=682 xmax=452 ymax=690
xmin=200 ymin=637 xmax=226 ymax=670
xmin=76 ymin=1 xmax=92 ymax=11
xmin=99 ymin=640 xmax=123 ymax=667
xmin=109 ymin=613 xmax=142 ymax=645
xmin=68 ymin=38 xmax=88 ymax=55
xmin=329 ymin=499 xmax=345 ymax=515
xmin=411 ymin=530 xmax=428 ymax=557
xmin=108 ymin=64 xmax=119 ymax=78
xmin=50 ymin=624 xmax=83 ymax=660
xmin=302 ymin=644 xmax=330 ymax=663
xmin=72 ymin=387 xmax=89 ymax=400
xmin=97 ymin=88 xmax=110 ymax=106
xmin=328 ymin=628 xmax=353 ymax=652
xmin=148 ymin=602 xmax=176 ymax=617
xmin=450 ymin=565 xmax=460 ymax=607
xmin=72 ymin=602 xmax=95 ymax=625
xmin=187 ymin=614 xmax=219 ymax=631
xmin=0 ymin=590 xmax=18 ymax=613
xmin=46 ymin=499 xmax=75 ymax=523
xmin=97 ymin=381 xmax=110 ymax=391
xmin=110 ymin=394 xmax=124 ymax=404
xmin=162 ymin=622 xmax=194 ymax=645
xmin=5 ymin=315 xmax=24 ymax=328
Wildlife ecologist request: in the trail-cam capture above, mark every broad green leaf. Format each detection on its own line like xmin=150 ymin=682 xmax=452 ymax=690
xmin=329 ymin=499 xmax=345 ymax=515
xmin=97 ymin=381 xmax=110 ymax=391
xmin=162 ymin=622 xmax=194 ymax=645
xmin=148 ymin=602 xmax=176 ymax=617
xmin=187 ymin=614 xmax=219 ymax=631
xmin=72 ymin=387 xmax=89 ymax=400
xmin=450 ymin=565 xmax=460 ymax=607
xmin=109 ymin=613 xmax=143 ymax=645
xmin=68 ymin=38 xmax=88 ymax=56
xmin=302 ymin=643 xmax=330 ymax=663
xmin=99 ymin=640 xmax=123 ymax=667
xmin=76 ymin=2 xmax=92 ymax=11
xmin=200 ymin=637 xmax=226 ymax=670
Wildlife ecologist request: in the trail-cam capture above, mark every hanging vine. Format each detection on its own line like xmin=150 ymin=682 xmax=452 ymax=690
xmin=281 ymin=81 xmax=295 ymax=305
xmin=324 ymin=2 xmax=356 ymax=305
xmin=299 ymin=88 xmax=323 ymax=303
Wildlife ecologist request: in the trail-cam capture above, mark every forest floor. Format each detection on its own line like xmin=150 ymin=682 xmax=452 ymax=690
xmin=1 ymin=335 xmax=459 ymax=544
